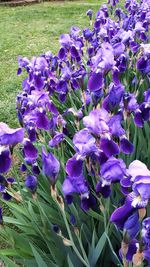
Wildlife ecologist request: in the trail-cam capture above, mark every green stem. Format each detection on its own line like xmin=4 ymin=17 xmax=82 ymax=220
xmin=61 ymin=209 xmax=90 ymax=267
xmin=76 ymin=232 xmax=90 ymax=266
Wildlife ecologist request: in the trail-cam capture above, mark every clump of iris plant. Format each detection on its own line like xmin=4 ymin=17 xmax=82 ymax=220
xmin=0 ymin=0 xmax=150 ymax=266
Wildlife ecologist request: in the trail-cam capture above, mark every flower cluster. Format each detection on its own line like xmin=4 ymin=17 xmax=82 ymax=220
xmin=0 ymin=0 xmax=150 ymax=266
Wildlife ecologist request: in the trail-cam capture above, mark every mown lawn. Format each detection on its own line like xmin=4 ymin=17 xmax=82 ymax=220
xmin=0 ymin=0 xmax=123 ymax=127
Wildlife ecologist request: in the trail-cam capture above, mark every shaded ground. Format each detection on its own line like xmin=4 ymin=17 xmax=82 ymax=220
xmin=0 ymin=0 xmax=103 ymax=127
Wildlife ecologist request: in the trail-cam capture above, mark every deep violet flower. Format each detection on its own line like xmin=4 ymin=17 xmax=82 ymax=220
xmin=0 ymin=147 xmax=11 ymax=174
xmin=88 ymin=72 xmax=103 ymax=92
xmin=62 ymin=174 xmax=88 ymax=203
xmin=0 ymin=176 xmax=15 ymax=201
xmin=119 ymin=239 xmax=138 ymax=262
xmin=42 ymin=148 xmax=60 ymax=184
xmin=124 ymin=212 xmax=140 ymax=239
xmin=25 ymin=175 xmax=37 ymax=193
xmin=120 ymin=137 xmax=134 ymax=154
xmin=36 ymin=110 xmax=50 ymax=130
xmin=110 ymin=193 xmax=135 ymax=229
xmin=86 ymin=9 xmax=93 ymax=20
xmin=73 ymin=129 xmax=97 ymax=156
xmin=62 ymin=174 xmax=95 ymax=211
xmin=108 ymin=83 xmax=125 ymax=109
xmin=108 ymin=114 xmax=125 ymax=137
xmin=66 ymin=155 xmax=83 ymax=178
xmin=100 ymin=157 xmax=126 ymax=183
xmin=49 ymin=132 xmax=64 ymax=147
xmin=96 ymin=157 xmax=126 ymax=197
xmin=100 ymin=137 xmax=119 ymax=157
xmin=23 ymin=139 xmax=38 ymax=163
xmin=142 ymin=217 xmax=150 ymax=247
xmin=0 ymin=122 xmax=24 ymax=146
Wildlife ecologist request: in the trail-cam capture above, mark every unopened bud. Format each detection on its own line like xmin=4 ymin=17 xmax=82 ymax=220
xmin=138 ymin=208 xmax=146 ymax=220
xmin=56 ymin=195 xmax=64 ymax=211
xmin=12 ymin=192 xmax=22 ymax=202
xmin=74 ymin=227 xmax=79 ymax=235
xmin=63 ymin=238 xmax=72 ymax=246
xmin=32 ymin=192 xmax=37 ymax=200
xmin=51 ymin=185 xmax=57 ymax=199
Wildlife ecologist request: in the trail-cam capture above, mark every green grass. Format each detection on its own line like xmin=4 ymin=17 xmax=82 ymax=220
xmin=0 ymin=0 xmax=103 ymax=127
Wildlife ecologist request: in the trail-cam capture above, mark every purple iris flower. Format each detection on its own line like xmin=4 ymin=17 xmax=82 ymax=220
xmin=62 ymin=174 xmax=88 ymax=203
xmin=83 ymin=28 xmax=94 ymax=41
xmin=83 ymin=108 xmax=109 ymax=136
xmin=32 ymin=163 xmax=40 ymax=175
xmin=88 ymin=72 xmax=103 ymax=92
xmin=58 ymin=47 xmax=66 ymax=60
xmin=127 ymin=160 xmax=150 ymax=181
xmin=142 ymin=217 xmax=150 ymax=247
xmin=66 ymin=155 xmax=83 ymax=178
xmin=27 ymin=126 xmax=37 ymax=142
xmin=47 ymin=101 xmax=59 ymax=115
xmin=62 ymin=174 xmax=95 ymax=211
xmin=122 ymin=93 xmax=139 ymax=112
xmin=108 ymin=83 xmax=125 ymax=109
xmin=34 ymin=56 xmax=48 ymax=72
xmin=100 ymin=157 xmax=126 ymax=183
xmin=110 ymin=193 xmax=136 ymax=229
xmin=25 ymin=175 xmax=37 ymax=193
xmin=141 ymin=217 xmax=150 ymax=263
xmin=42 ymin=148 xmax=60 ymax=184
xmin=59 ymin=34 xmax=72 ymax=48
xmin=0 ymin=175 xmax=15 ymax=201
xmin=86 ymin=9 xmax=93 ymax=20
xmin=112 ymin=67 xmax=120 ymax=85
xmin=108 ymin=114 xmax=125 ymax=137
xmin=0 ymin=147 xmax=11 ymax=174
xmin=17 ymin=56 xmax=29 ymax=75
xmin=134 ymin=109 xmax=144 ymax=128
xmin=132 ymin=175 xmax=150 ymax=207
xmin=120 ymin=137 xmax=134 ymax=154
xmin=96 ymin=181 xmax=111 ymax=198
xmin=141 ymin=44 xmax=150 ymax=58
xmin=121 ymin=160 xmax=150 ymax=194
xmin=100 ymin=137 xmax=119 ymax=157
xmin=36 ymin=109 xmax=50 ymax=130
xmin=92 ymin=43 xmax=115 ymax=73
xmin=0 ymin=122 xmax=24 ymax=146
xmin=96 ymin=157 xmax=126 ymax=197
xmin=144 ymin=88 xmax=150 ymax=102
xmin=143 ymin=248 xmax=150 ymax=263
xmin=70 ymin=26 xmax=81 ymax=39
xmin=113 ymin=42 xmax=125 ymax=57
xmin=73 ymin=129 xmax=97 ymax=157
xmin=70 ymin=45 xmax=80 ymax=59
xmin=119 ymin=239 xmax=138 ymax=262
xmin=23 ymin=139 xmax=38 ymax=163
xmin=137 ymin=56 xmax=150 ymax=74
xmin=49 ymin=132 xmax=64 ymax=147
xmin=124 ymin=212 xmax=140 ymax=239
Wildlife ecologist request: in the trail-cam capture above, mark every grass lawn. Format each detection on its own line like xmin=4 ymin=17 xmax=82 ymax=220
xmin=0 ymin=0 xmax=104 ymax=127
